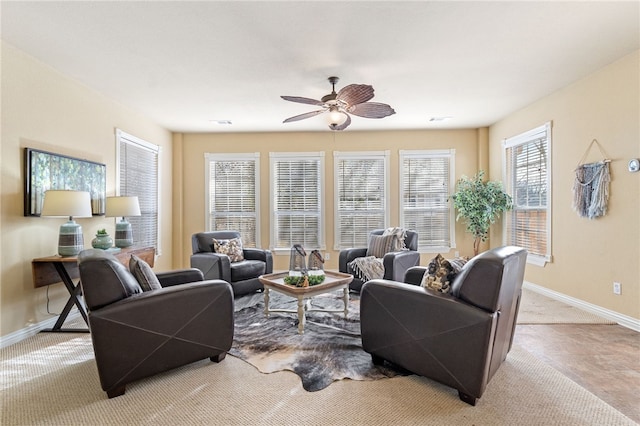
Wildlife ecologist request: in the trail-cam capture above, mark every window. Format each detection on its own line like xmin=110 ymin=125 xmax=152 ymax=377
xmin=333 ymin=151 xmax=389 ymax=249
xmin=503 ymin=122 xmax=552 ymax=266
xmin=399 ymin=150 xmax=455 ymax=252
xmin=270 ymin=152 xmax=324 ymax=252
xmin=116 ymin=129 xmax=160 ymax=252
xmin=205 ymin=153 xmax=260 ymax=247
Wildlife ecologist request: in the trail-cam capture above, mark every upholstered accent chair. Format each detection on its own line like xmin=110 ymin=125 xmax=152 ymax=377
xmin=338 ymin=229 xmax=420 ymax=292
xmin=360 ymin=246 xmax=527 ymax=405
xmin=190 ymin=231 xmax=273 ymax=296
xmin=77 ymin=249 xmax=234 ymax=398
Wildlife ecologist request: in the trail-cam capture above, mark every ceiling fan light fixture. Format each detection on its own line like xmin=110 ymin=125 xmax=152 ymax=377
xmin=327 ymin=106 xmax=347 ymax=127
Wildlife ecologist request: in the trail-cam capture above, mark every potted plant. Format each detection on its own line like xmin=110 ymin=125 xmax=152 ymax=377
xmin=450 ymin=171 xmax=512 ymax=256
xmin=92 ymin=228 xmax=113 ymax=250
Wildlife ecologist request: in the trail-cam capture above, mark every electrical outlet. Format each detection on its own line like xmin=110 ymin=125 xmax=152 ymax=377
xmin=324 ymin=252 xmax=330 ymax=260
xmin=454 ymin=251 xmax=460 ymax=258
xmin=613 ymin=282 xmax=621 ymax=295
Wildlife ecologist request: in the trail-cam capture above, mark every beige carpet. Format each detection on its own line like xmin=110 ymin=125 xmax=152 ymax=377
xmin=1 ymin=322 xmax=635 ymax=425
xmin=518 ymin=288 xmax=616 ymax=324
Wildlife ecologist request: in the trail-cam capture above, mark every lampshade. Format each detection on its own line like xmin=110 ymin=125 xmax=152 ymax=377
xmin=41 ymin=190 xmax=92 ymax=257
xmin=106 ymin=196 xmax=141 ymax=248
xmin=106 ymin=196 xmax=141 ymax=217
xmin=41 ymin=190 xmax=93 ymax=218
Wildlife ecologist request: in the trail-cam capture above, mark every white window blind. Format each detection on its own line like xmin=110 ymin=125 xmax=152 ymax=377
xmin=205 ymin=153 xmax=260 ymax=247
xmin=503 ymin=122 xmax=552 ymax=265
xmin=400 ymin=150 xmax=455 ymax=252
xmin=116 ymin=129 xmax=160 ymax=252
xmin=270 ymin=152 xmax=324 ymax=252
xmin=334 ymin=151 xmax=389 ymax=249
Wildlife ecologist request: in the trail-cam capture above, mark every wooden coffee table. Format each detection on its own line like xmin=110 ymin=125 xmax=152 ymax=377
xmin=258 ymin=271 xmax=353 ymax=334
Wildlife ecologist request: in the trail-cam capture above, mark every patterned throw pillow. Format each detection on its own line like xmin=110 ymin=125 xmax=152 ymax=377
xmin=129 ymin=255 xmax=162 ymax=291
xmin=382 ymin=227 xmax=407 ymax=251
xmin=420 ymin=254 xmax=468 ymax=293
xmin=366 ymin=234 xmax=396 ymax=258
xmin=213 ymin=237 xmax=245 ymax=263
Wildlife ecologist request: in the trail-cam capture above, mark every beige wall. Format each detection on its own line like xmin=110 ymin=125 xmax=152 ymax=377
xmin=489 ymin=50 xmax=640 ymax=320
xmin=173 ymin=129 xmax=486 ymax=271
xmin=0 ymin=42 xmax=173 ymax=338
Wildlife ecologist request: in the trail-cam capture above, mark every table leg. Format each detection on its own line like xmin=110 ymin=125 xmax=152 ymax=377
xmin=264 ymin=287 xmax=270 ymax=317
xmin=342 ymin=287 xmax=349 ymax=318
xmin=297 ymin=296 xmax=306 ymax=334
xmin=42 ymin=263 xmax=89 ymax=333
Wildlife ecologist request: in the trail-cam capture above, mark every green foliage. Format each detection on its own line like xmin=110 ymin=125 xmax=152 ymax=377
xmin=450 ymin=171 xmax=512 ymax=254
xmin=97 ymin=229 xmax=108 ymax=235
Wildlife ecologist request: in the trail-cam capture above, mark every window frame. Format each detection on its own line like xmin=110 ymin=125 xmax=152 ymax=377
xmin=502 ymin=121 xmax=553 ymax=266
xmin=399 ymin=149 xmax=456 ymax=253
xmin=333 ymin=150 xmax=390 ymax=250
xmin=115 ymin=128 xmax=161 ymax=254
xmin=269 ymin=151 xmax=325 ymax=254
xmin=204 ymin=152 xmax=261 ymax=248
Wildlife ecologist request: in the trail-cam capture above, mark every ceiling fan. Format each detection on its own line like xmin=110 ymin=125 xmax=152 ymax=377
xmin=281 ymin=76 xmax=396 ymax=131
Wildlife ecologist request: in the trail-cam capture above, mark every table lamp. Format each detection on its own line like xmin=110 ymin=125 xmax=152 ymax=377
xmin=106 ymin=196 xmax=141 ymax=248
xmin=41 ymin=190 xmax=93 ymax=256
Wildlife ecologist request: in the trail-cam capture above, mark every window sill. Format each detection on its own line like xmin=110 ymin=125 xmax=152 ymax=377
xmin=527 ymin=254 xmax=551 ymax=267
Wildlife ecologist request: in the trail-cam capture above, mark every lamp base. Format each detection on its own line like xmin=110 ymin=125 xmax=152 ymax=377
xmin=115 ymin=220 xmax=134 ymax=248
xmin=58 ymin=220 xmax=84 ymax=257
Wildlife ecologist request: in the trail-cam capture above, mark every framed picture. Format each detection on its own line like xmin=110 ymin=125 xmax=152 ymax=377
xmin=24 ymin=148 xmax=106 ymax=216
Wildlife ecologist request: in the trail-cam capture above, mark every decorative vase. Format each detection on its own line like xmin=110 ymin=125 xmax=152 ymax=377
xmin=91 ymin=233 xmax=113 ymax=250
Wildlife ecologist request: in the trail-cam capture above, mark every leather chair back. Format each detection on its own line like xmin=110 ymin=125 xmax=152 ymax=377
xmin=78 ymin=249 xmax=142 ymax=311
xmin=368 ymin=229 xmax=418 ymax=251
xmin=451 ymin=246 xmax=527 ymax=379
xmin=192 ymin=231 xmax=242 ymax=254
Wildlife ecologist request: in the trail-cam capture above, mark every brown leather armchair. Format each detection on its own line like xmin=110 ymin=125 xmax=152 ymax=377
xmin=191 ymin=231 xmax=273 ymax=296
xmin=339 ymin=229 xmax=420 ymax=292
xmin=360 ymin=246 xmax=527 ymax=405
xmin=78 ymin=249 xmax=234 ymax=398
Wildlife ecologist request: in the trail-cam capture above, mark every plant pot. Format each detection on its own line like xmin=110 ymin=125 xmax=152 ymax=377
xmin=92 ymin=233 xmax=113 ymax=250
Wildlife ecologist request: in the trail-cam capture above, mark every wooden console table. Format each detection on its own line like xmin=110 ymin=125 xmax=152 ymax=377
xmin=32 ymin=246 xmax=155 ymax=332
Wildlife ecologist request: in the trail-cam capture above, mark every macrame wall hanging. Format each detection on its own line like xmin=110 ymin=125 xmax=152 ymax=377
xmin=572 ymin=139 xmax=611 ymax=219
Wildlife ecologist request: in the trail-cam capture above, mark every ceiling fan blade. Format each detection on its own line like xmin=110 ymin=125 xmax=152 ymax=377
xmin=336 ymin=84 xmax=374 ymax=106
xmin=283 ymin=109 xmax=326 ymax=123
xmin=281 ymin=96 xmax=325 ymax=106
xmin=329 ymin=113 xmax=351 ymax=131
xmin=348 ymin=102 xmax=396 ymax=119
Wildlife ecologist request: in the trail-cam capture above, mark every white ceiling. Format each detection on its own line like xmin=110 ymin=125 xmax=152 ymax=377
xmin=2 ymin=1 xmax=639 ymax=133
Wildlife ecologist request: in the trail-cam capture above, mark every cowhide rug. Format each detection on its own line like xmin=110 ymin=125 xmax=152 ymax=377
xmin=229 ymin=291 xmax=405 ymax=392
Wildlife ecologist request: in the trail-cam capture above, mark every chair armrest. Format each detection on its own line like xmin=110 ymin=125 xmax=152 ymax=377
xmin=91 ymin=280 xmax=233 ymax=322
xmin=382 ymin=250 xmax=421 ymax=282
xmin=190 ymin=253 xmax=231 ymax=282
xmin=361 ymin=279 xmax=492 ymax=336
xmin=404 ymin=266 xmax=428 ymax=286
xmin=243 ymin=248 xmax=273 ymax=273
xmin=338 ymin=248 xmax=368 ymax=272
xmin=156 ymin=268 xmax=204 ymax=287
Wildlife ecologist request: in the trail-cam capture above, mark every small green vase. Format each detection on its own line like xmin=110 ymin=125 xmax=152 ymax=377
xmin=91 ymin=233 xmax=113 ymax=250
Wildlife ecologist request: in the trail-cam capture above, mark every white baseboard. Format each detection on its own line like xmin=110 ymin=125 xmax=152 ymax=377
xmin=523 ymin=281 xmax=640 ymax=332
xmin=0 ymin=311 xmax=83 ymax=349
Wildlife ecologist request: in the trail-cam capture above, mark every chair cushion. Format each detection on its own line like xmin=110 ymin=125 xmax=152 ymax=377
xmin=230 ymin=259 xmax=266 ymax=282
xmin=420 ymin=254 xmax=468 ymax=293
xmin=213 ymin=237 xmax=245 ymax=263
xmin=129 ymin=255 xmax=162 ymax=291
xmin=366 ymin=234 xmax=396 ymax=258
